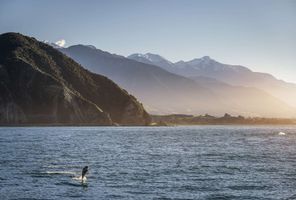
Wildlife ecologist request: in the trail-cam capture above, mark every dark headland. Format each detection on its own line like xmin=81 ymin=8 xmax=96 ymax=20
xmin=0 ymin=32 xmax=151 ymax=126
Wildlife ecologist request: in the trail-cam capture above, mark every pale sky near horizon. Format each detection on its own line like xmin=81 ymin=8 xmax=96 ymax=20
xmin=0 ymin=0 xmax=295 ymax=83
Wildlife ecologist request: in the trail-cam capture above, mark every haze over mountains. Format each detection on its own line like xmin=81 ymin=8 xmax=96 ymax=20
xmin=0 ymin=33 xmax=150 ymax=125
xmin=60 ymin=45 xmax=218 ymax=115
xmin=130 ymin=53 xmax=296 ymax=108
xmin=60 ymin=45 xmax=296 ymax=117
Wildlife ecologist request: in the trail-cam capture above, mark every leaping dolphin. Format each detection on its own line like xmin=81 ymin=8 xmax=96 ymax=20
xmin=82 ymin=166 xmax=88 ymax=180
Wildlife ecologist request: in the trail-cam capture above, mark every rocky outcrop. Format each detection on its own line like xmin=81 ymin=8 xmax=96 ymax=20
xmin=0 ymin=33 xmax=151 ymax=125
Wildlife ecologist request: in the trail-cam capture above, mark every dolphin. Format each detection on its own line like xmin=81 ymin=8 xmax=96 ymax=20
xmin=81 ymin=166 xmax=88 ymax=180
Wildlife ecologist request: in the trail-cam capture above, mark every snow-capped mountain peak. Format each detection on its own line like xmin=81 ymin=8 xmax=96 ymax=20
xmin=128 ymin=53 xmax=171 ymax=63
xmin=127 ymin=53 xmax=173 ymax=69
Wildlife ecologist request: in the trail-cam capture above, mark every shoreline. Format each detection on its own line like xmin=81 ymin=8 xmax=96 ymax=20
xmin=0 ymin=123 xmax=296 ymax=127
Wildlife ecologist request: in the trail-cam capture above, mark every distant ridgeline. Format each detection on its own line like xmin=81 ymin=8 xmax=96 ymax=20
xmin=152 ymin=114 xmax=296 ymax=125
xmin=61 ymin=43 xmax=296 ymax=118
xmin=0 ymin=33 xmax=151 ymax=125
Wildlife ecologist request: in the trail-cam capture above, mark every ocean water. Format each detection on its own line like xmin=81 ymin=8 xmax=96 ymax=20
xmin=0 ymin=126 xmax=296 ymax=200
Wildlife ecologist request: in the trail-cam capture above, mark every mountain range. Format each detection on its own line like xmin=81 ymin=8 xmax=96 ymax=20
xmin=1 ymin=32 xmax=294 ymax=125
xmin=129 ymin=53 xmax=296 ymax=108
xmin=59 ymin=45 xmax=296 ymax=117
xmin=0 ymin=33 xmax=150 ymax=125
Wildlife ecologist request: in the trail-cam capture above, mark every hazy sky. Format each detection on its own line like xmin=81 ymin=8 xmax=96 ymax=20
xmin=0 ymin=0 xmax=295 ymax=83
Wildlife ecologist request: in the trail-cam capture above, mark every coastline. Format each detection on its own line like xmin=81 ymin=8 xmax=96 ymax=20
xmin=1 ymin=122 xmax=296 ymax=127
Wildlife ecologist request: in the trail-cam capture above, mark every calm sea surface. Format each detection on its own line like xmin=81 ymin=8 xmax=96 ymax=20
xmin=0 ymin=126 xmax=296 ymax=200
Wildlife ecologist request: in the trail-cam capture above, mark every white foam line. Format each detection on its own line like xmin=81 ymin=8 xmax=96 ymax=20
xmin=46 ymin=171 xmax=76 ymax=175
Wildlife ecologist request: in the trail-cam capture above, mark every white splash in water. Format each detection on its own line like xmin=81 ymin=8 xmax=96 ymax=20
xmin=278 ymin=132 xmax=286 ymax=136
xmin=73 ymin=176 xmax=87 ymax=182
